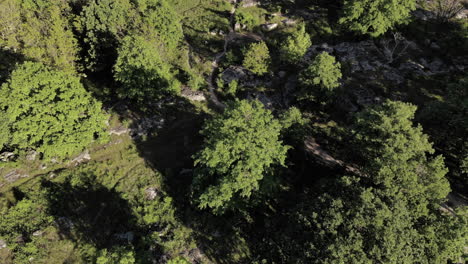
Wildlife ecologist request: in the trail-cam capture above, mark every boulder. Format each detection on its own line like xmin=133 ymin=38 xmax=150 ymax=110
xmin=109 ymin=126 xmax=129 ymax=136
xmin=69 ymin=150 xmax=91 ymax=166
xmin=262 ymin=23 xmax=278 ymax=31
xmin=26 ymin=150 xmax=38 ymax=161
xmin=181 ymin=87 xmax=206 ymax=101
xmin=282 ymin=19 xmax=296 ymax=26
xmin=145 ymin=187 xmax=159 ymax=200
xmin=241 ymin=0 xmax=259 ymax=8
xmin=0 ymin=152 xmax=15 ymax=162
xmin=221 ymin=66 xmax=247 ymax=84
xmin=0 ymin=239 xmax=6 ymax=249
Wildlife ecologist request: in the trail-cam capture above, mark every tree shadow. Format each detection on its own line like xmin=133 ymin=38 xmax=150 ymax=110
xmin=40 ymin=172 xmax=139 ymax=249
xmin=0 ymin=48 xmax=25 ymax=84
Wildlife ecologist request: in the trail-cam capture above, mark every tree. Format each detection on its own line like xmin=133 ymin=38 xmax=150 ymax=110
xmin=193 ymin=100 xmax=289 ymax=213
xmin=425 ymin=0 xmax=465 ymax=23
xmin=290 ymin=100 xmax=465 ymax=263
xmin=339 ymin=0 xmax=417 ymax=37
xmin=243 ymin=41 xmax=271 ymax=75
xmin=80 ymin=0 xmax=183 ymax=71
xmin=96 ymin=246 xmax=135 ymax=264
xmin=279 ymin=24 xmax=312 ymax=64
xmin=113 ymin=35 xmax=180 ymax=100
xmin=0 ymin=62 xmax=108 ymax=159
xmin=0 ymin=0 xmax=78 ymax=72
xmin=299 ymin=52 xmax=342 ymax=100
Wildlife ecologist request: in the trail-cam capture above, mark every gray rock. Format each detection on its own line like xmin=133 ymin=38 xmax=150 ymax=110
xmin=32 ymin=230 xmax=44 ymax=236
xmin=282 ymin=18 xmax=296 ymax=26
xmin=145 ymin=187 xmax=159 ymax=201
xmin=383 ymin=70 xmax=405 ymax=84
xmin=181 ymin=87 xmax=206 ymax=102
xmin=221 ymin=66 xmax=247 ymax=84
xmin=26 ymin=150 xmax=38 ymax=161
xmin=319 ymin=43 xmax=334 ymax=53
xmin=0 ymin=152 xmax=15 ymax=162
xmin=241 ymin=0 xmax=259 ymax=7
xmin=109 ymin=126 xmax=129 ymax=136
xmin=70 ymin=150 xmax=91 ymax=165
xmin=262 ymin=23 xmax=278 ymax=31
xmin=4 ymin=170 xmax=28 ymax=183
xmin=0 ymin=239 xmax=6 ymax=249
xmin=278 ymin=71 xmax=287 ymax=78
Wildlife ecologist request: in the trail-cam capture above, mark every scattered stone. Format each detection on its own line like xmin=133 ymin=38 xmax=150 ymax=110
xmin=40 ymin=164 xmax=47 ymax=170
xmin=221 ymin=66 xmax=247 ymax=84
xmin=262 ymin=23 xmax=278 ymax=31
xmin=32 ymin=230 xmax=44 ymax=236
xmin=234 ymin=22 xmax=241 ymax=31
xmin=26 ymin=150 xmax=38 ymax=161
xmin=0 ymin=152 xmax=15 ymax=162
xmin=69 ymin=150 xmax=91 ymax=166
xmin=181 ymin=86 xmax=206 ymax=101
xmin=4 ymin=170 xmax=28 ymax=183
xmin=109 ymin=126 xmax=129 ymax=136
xmin=0 ymin=239 xmax=6 ymax=249
xmin=241 ymin=0 xmax=259 ymax=8
xmin=282 ymin=18 xmax=296 ymax=26
xmin=319 ymin=43 xmax=334 ymax=54
xmin=129 ymin=116 xmax=165 ymax=138
xmin=145 ymin=187 xmax=159 ymax=200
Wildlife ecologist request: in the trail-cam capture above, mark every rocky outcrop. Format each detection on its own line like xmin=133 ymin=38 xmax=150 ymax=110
xmin=0 ymin=152 xmax=15 ymax=162
xmin=4 ymin=170 xmax=28 ymax=183
xmin=69 ymin=150 xmax=91 ymax=166
xmin=181 ymin=86 xmax=206 ymax=101
xmin=262 ymin=23 xmax=278 ymax=31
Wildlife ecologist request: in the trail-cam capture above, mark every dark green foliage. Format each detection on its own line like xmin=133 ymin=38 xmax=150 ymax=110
xmin=96 ymin=246 xmax=135 ymax=264
xmin=0 ymin=62 xmax=108 ymax=159
xmin=242 ymin=41 xmax=271 ymax=75
xmin=291 ymin=100 xmax=464 ymax=263
xmin=80 ymin=0 xmax=183 ymax=71
xmin=0 ymin=0 xmax=78 ymax=72
xmin=279 ymin=24 xmax=312 ymax=64
xmin=299 ymin=52 xmax=342 ymax=100
xmin=340 ymin=0 xmax=417 ymax=37
xmin=420 ymin=76 xmax=468 ymax=189
xmin=193 ymin=100 xmax=289 ymax=213
xmin=113 ymin=35 xmax=180 ymax=100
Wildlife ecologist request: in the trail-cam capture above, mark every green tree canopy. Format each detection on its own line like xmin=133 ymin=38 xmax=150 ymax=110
xmin=0 ymin=62 xmax=108 ymax=159
xmin=193 ymin=100 xmax=289 ymax=213
xmin=279 ymin=24 xmax=312 ymax=64
xmin=339 ymin=0 xmax=417 ymax=37
xmin=80 ymin=0 xmax=183 ymax=71
xmin=242 ymin=41 xmax=271 ymax=75
xmin=0 ymin=0 xmax=78 ymax=72
xmin=113 ymin=35 xmax=180 ymax=100
xmin=299 ymin=52 xmax=342 ymax=100
xmin=291 ymin=100 xmax=465 ymax=264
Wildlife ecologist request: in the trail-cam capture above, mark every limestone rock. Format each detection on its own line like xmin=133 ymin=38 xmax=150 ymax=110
xmin=262 ymin=23 xmax=278 ymax=31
